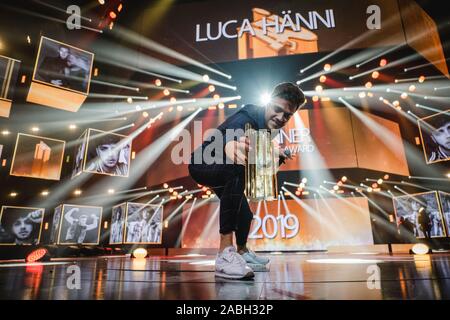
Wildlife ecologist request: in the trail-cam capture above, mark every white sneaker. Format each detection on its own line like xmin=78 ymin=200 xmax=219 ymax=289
xmin=215 ymin=246 xmax=254 ymax=279
xmin=241 ymin=249 xmax=270 ymax=266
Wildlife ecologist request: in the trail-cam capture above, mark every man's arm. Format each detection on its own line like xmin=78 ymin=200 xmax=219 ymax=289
xmin=85 ymin=215 xmax=99 ymax=231
xmin=64 ymin=208 xmax=79 ymax=224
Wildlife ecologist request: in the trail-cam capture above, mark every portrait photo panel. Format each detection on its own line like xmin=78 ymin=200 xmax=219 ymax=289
xmin=10 ymin=133 xmax=65 ymax=180
xmin=109 ymin=203 xmax=126 ymax=244
xmin=57 ymin=204 xmax=102 ymax=245
xmin=33 ymin=37 xmax=94 ymax=95
xmin=71 ymin=130 xmax=88 ymax=179
xmin=49 ymin=205 xmax=62 ymax=244
xmin=438 ymin=192 xmax=450 ymax=237
xmin=418 ymin=110 xmax=450 ymax=164
xmin=393 ymin=191 xmax=446 ymax=239
xmin=0 ymin=55 xmax=21 ymax=101
xmin=85 ymin=128 xmax=131 ymax=177
xmin=124 ymin=203 xmax=163 ymax=244
xmin=0 ymin=206 xmax=45 ymax=245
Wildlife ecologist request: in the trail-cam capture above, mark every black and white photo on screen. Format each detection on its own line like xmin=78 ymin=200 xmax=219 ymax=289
xmin=125 ymin=203 xmax=163 ymax=244
xmin=33 ymin=37 xmax=94 ymax=94
xmin=109 ymin=203 xmax=126 ymax=244
xmin=0 ymin=206 xmax=44 ymax=245
xmin=57 ymin=205 xmax=102 ymax=245
xmin=418 ymin=110 xmax=450 ymax=164
xmin=85 ymin=129 xmax=131 ymax=177
xmin=393 ymin=191 xmax=447 ymax=239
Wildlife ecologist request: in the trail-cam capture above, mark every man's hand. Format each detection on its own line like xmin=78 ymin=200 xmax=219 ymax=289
xmin=51 ymin=79 xmax=63 ymax=86
xmin=225 ymin=136 xmax=250 ymax=165
xmin=27 ymin=210 xmax=43 ymax=223
xmin=275 ymin=144 xmax=295 ymax=162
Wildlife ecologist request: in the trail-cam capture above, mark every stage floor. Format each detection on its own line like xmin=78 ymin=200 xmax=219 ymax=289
xmin=0 ymin=252 xmax=449 ymax=300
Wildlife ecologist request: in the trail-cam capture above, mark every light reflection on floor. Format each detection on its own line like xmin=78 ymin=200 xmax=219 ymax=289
xmin=0 ymin=252 xmax=449 ymax=300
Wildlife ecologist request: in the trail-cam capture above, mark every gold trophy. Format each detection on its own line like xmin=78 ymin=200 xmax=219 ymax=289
xmin=244 ymin=123 xmax=278 ymax=201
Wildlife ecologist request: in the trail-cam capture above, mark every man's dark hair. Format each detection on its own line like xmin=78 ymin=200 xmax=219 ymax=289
xmin=423 ymin=113 xmax=449 ymax=131
xmin=271 ymin=82 xmax=306 ymax=110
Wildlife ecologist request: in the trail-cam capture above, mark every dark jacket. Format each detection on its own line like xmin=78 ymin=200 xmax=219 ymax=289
xmin=191 ymin=104 xmax=283 ymax=165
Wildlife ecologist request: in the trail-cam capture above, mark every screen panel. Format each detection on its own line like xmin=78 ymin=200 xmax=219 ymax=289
xmin=0 ymin=206 xmax=45 ymax=245
xmin=10 ymin=133 xmax=66 ymax=181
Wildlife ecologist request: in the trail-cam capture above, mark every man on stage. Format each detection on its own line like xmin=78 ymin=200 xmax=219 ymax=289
xmin=188 ymin=82 xmax=306 ymax=279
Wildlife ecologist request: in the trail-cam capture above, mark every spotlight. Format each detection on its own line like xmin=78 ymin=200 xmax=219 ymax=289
xmin=41 ymin=190 xmax=49 ymax=196
xmin=367 ymin=92 xmax=374 ymax=97
xmin=411 ymin=243 xmax=430 ymax=255
xmin=163 ymin=183 xmax=169 ymax=188
xmin=367 ymin=187 xmax=373 ymax=192
xmin=202 ymin=74 xmax=210 ymax=82
xmin=333 ymin=185 xmax=339 ymax=190
xmin=323 ymin=64 xmax=331 ymax=71
xmin=392 ymin=100 xmax=399 ymax=107
xmin=170 ymin=97 xmax=177 ymax=103
xmin=155 ymin=79 xmax=162 ymax=86
xmin=365 ymin=82 xmax=372 ymax=89
xmin=408 ymin=85 xmax=416 ymax=92
xmin=218 ymin=103 xmax=225 ymax=109
xmin=1 ymin=130 xmax=10 ymax=135
xmin=74 ymin=189 xmax=82 ymax=196
xmin=208 ymin=85 xmax=215 ymax=92
xmin=301 ymin=177 xmax=307 ymax=183
xmin=379 ymin=59 xmax=387 ymax=67
xmin=377 ymin=179 xmax=383 ymax=184
xmin=358 ymin=92 xmax=366 ymax=98
xmin=213 ymin=94 xmax=220 ymax=101
xmin=177 ymin=105 xmax=183 ymax=111
xmin=9 ymin=192 xmax=18 ymax=197
xmin=117 ymin=3 xmax=123 ymax=12
xmin=98 ymin=0 xmax=105 ymax=4
xmin=371 ymin=71 xmax=379 ymax=79
xmin=69 ymin=124 xmax=77 ymax=130
xmin=163 ymin=89 xmax=170 ymax=96
xmin=418 ymin=76 xmax=425 ymax=83
xmin=371 ymin=183 xmax=378 ymax=188
xmin=168 ymin=106 xmax=174 ymax=112
xmin=26 ymin=248 xmax=49 ymax=263
xmin=132 ymin=248 xmax=148 ymax=259
xmin=260 ymin=92 xmax=271 ymax=105
xmin=109 ymin=11 xmax=117 ymax=19
xmin=31 ymin=126 xmax=40 ymax=132
xmin=401 ymin=92 xmax=408 ymax=99
xmin=135 ymin=105 xmax=142 ymax=111
xmin=383 ymin=174 xmax=390 ymax=180
xmin=319 ymin=75 xmax=327 ymax=83
xmin=341 ymin=176 xmax=347 ymax=182
xmin=107 ymin=189 xmax=115 ymax=194
xmin=315 ymin=85 xmax=323 ymax=93
xmin=127 ymin=97 xmax=133 ymax=104
xmin=312 ymin=95 xmax=319 ymax=102
xmin=142 ymin=111 xmax=149 ymax=118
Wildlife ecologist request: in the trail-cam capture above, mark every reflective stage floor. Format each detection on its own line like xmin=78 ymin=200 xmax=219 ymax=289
xmin=0 ymin=252 xmax=449 ymax=300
